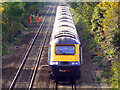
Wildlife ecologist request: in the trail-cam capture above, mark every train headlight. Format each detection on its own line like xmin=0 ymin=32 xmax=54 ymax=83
xmin=50 ymin=61 xmax=59 ymax=65
xmin=71 ymin=62 xmax=79 ymax=65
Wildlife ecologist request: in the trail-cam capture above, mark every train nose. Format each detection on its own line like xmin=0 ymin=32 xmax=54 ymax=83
xmin=50 ymin=65 xmax=80 ymax=77
xmin=59 ymin=69 xmax=71 ymax=72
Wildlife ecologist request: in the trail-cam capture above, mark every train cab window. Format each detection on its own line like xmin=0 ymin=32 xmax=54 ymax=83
xmin=55 ymin=45 xmax=75 ymax=55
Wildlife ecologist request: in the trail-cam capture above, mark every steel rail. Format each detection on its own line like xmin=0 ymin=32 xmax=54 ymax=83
xmin=72 ymin=80 xmax=76 ymax=90
xmin=28 ymin=3 xmax=56 ymax=90
xmin=54 ymin=79 xmax=76 ymax=90
xmin=9 ymin=3 xmax=53 ymax=90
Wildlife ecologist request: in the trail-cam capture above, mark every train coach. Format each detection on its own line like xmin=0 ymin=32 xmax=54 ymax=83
xmin=48 ymin=5 xmax=83 ymax=78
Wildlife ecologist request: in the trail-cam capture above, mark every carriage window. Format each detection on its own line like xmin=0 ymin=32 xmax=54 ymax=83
xmin=58 ymin=17 xmax=73 ymax=21
xmin=55 ymin=45 xmax=75 ymax=55
xmin=61 ymin=13 xmax=71 ymax=16
xmin=60 ymin=25 xmax=75 ymax=29
xmin=60 ymin=20 xmax=73 ymax=24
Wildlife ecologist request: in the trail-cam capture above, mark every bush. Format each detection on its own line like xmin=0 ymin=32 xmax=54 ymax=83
xmin=96 ymin=76 xmax=102 ymax=84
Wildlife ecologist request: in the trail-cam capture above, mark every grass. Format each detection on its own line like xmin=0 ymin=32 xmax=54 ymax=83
xmin=99 ymin=62 xmax=106 ymax=67
xmin=102 ymin=71 xmax=109 ymax=78
xmin=106 ymin=77 xmax=111 ymax=86
xmin=93 ymin=58 xmax=98 ymax=63
xmin=2 ymin=43 xmax=8 ymax=55
xmin=96 ymin=76 xmax=102 ymax=84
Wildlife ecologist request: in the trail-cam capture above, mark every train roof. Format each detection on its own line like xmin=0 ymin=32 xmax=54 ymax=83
xmin=50 ymin=37 xmax=80 ymax=45
xmin=54 ymin=21 xmax=75 ymax=28
xmin=55 ymin=19 xmax=74 ymax=24
xmin=50 ymin=6 xmax=80 ymax=43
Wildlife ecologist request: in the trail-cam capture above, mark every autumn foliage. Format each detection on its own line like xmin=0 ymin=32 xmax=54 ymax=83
xmin=70 ymin=2 xmax=119 ymax=88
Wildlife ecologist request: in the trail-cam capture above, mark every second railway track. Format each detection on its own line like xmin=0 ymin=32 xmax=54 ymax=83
xmin=28 ymin=2 xmax=57 ymax=89
xmin=9 ymin=2 xmax=55 ymax=89
xmin=32 ymin=2 xmax=59 ymax=88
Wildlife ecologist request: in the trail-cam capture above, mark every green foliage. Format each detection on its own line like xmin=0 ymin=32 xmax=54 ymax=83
xmin=106 ymin=77 xmax=111 ymax=86
xmin=70 ymin=8 xmax=80 ymax=25
xmin=91 ymin=2 xmax=119 ymax=88
xmin=118 ymin=62 xmax=120 ymax=89
xmin=70 ymin=2 xmax=119 ymax=88
xmin=69 ymin=2 xmax=77 ymax=9
xmin=102 ymin=71 xmax=110 ymax=78
xmin=99 ymin=62 xmax=106 ymax=67
xmin=76 ymin=2 xmax=97 ymax=26
xmin=2 ymin=42 xmax=8 ymax=55
xmin=3 ymin=2 xmax=25 ymax=22
xmin=2 ymin=2 xmax=45 ymax=55
xmin=110 ymin=60 xmax=118 ymax=88
xmin=96 ymin=76 xmax=102 ymax=84
xmin=92 ymin=58 xmax=98 ymax=63
xmin=113 ymin=31 xmax=120 ymax=51
xmin=91 ymin=3 xmax=105 ymax=41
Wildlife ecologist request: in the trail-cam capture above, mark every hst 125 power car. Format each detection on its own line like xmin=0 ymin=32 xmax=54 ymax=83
xmin=48 ymin=5 xmax=83 ymax=78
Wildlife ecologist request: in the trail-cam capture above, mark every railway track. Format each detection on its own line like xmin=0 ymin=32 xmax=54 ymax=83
xmin=32 ymin=2 xmax=59 ymax=88
xmin=9 ymin=2 xmax=54 ymax=89
xmin=28 ymin=2 xmax=57 ymax=89
xmin=52 ymin=78 xmax=76 ymax=90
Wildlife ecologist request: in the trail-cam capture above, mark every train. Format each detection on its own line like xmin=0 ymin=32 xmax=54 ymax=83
xmin=48 ymin=5 xmax=83 ymax=78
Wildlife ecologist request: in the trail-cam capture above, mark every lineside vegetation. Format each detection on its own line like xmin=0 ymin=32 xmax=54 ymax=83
xmin=70 ymin=2 xmax=119 ymax=88
xmin=2 ymin=2 xmax=45 ymax=55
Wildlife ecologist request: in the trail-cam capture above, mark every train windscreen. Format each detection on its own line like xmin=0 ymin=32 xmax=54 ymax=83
xmin=55 ymin=45 xmax=75 ymax=55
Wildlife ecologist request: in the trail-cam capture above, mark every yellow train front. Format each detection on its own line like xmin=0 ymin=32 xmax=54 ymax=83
xmin=48 ymin=5 xmax=82 ymax=78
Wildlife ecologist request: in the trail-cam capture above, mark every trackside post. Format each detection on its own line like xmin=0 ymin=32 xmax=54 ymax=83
xmin=98 ymin=53 xmax=100 ymax=65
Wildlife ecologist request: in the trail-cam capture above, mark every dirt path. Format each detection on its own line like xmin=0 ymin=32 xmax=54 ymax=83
xmin=76 ymin=26 xmax=109 ymax=88
xmin=76 ymin=28 xmax=98 ymax=88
